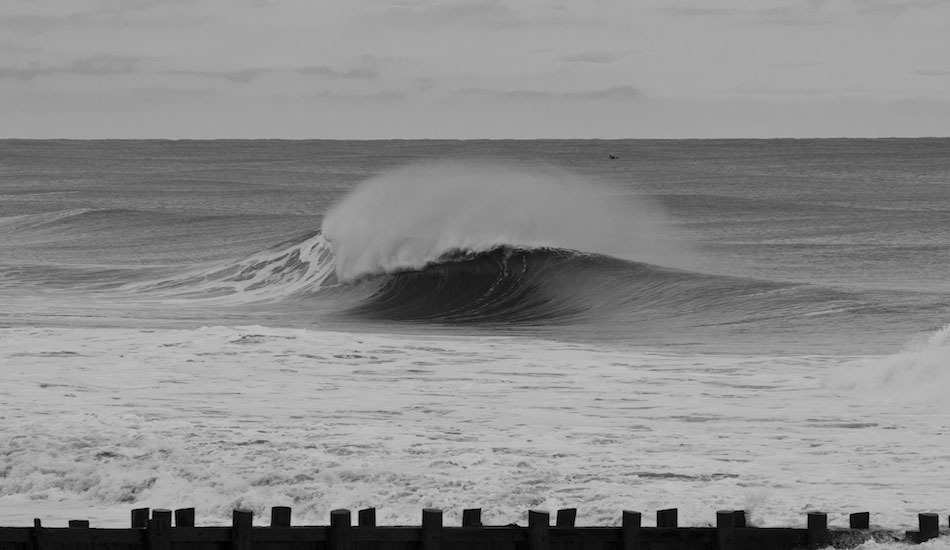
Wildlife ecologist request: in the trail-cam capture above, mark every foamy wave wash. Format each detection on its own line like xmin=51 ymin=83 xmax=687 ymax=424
xmin=827 ymin=323 xmax=950 ymax=407
xmin=321 ymin=161 xmax=688 ymax=282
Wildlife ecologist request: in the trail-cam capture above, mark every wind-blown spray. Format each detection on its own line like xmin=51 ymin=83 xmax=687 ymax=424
xmin=320 ymin=161 xmax=690 ymax=282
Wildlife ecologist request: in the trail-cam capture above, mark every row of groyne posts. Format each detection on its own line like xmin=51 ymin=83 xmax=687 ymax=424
xmin=1 ymin=506 xmax=947 ymax=550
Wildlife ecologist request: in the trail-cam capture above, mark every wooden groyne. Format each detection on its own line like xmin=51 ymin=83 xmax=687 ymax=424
xmin=0 ymin=506 xmax=945 ymax=550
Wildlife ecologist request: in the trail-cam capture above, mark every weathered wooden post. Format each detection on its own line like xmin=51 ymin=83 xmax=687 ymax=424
xmin=919 ymin=513 xmax=940 ymax=542
xmin=153 ymin=510 xmax=172 ymax=525
xmin=716 ymin=511 xmax=735 ymax=550
xmin=732 ymin=510 xmax=746 ymax=528
xmin=147 ymin=514 xmax=171 ymax=550
xmin=421 ymin=509 xmax=443 ymax=550
xmin=462 ymin=509 xmax=482 ymax=527
xmin=271 ymin=507 xmax=292 ymax=527
xmin=656 ymin=508 xmax=678 ymax=528
xmin=358 ymin=508 xmax=376 ymax=527
xmin=528 ymin=510 xmax=550 ymax=550
xmin=556 ymin=508 xmax=577 ymax=527
xmin=849 ymin=512 xmax=870 ymax=530
xmin=175 ymin=508 xmax=195 ymax=527
xmin=68 ymin=520 xmax=90 ymax=528
xmin=621 ymin=511 xmax=641 ymax=550
xmin=232 ymin=509 xmax=253 ymax=550
xmin=132 ymin=508 xmax=150 ymax=529
xmin=329 ymin=509 xmax=352 ymax=550
xmin=32 ymin=519 xmax=50 ymax=550
xmin=806 ymin=512 xmax=829 ymax=549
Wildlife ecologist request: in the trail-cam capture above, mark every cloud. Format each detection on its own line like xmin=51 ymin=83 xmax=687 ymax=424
xmin=296 ymin=67 xmax=379 ymax=80
xmin=654 ymin=6 xmax=742 ymax=17
xmin=857 ymin=0 xmax=944 ymax=17
xmin=454 ymin=85 xmax=641 ymax=101
xmin=651 ymin=4 xmax=830 ymax=26
xmin=0 ymin=2 xmax=209 ymax=32
xmin=560 ymin=51 xmax=626 ymax=64
xmin=210 ymin=68 xmax=270 ymax=83
xmin=369 ymin=0 xmax=524 ymax=28
xmin=915 ymin=69 xmax=950 ymax=77
xmin=0 ymin=55 xmax=141 ymax=81
xmin=168 ymin=66 xmax=379 ymax=83
xmin=751 ymin=6 xmax=824 ymax=26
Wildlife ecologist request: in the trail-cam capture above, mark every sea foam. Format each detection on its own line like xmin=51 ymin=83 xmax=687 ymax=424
xmin=825 ymin=323 xmax=950 ymax=407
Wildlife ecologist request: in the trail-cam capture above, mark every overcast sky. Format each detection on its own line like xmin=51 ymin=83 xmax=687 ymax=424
xmin=2 ymin=0 xmax=948 ymax=138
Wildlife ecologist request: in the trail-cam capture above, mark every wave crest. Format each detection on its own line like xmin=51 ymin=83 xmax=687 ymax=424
xmin=320 ymin=162 xmax=690 ymax=282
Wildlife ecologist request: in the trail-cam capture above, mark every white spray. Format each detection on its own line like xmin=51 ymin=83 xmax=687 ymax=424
xmin=320 ymin=161 xmax=691 ymax=282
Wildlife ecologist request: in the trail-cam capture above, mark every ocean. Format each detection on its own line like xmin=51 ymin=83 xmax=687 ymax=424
xmin=1 ymin=139 xmax=949 ymax=543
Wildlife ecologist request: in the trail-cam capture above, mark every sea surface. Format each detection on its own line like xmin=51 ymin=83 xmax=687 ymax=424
xmin=1 ymin=139 xmax=949 ymax=544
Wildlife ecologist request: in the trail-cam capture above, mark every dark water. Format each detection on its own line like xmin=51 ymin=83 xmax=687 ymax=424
xmin=1 ymin=139 xmax=948 ymax=354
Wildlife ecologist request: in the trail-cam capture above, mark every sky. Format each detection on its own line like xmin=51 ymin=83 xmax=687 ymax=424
xmin=1 ymin=0 xmax=949 ymax=139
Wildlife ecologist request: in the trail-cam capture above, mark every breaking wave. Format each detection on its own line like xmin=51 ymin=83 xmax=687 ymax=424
xmin=121 ymin=228 xmax=868 ymax=331
xmin=320 ymin=161 xmax=694 ymax=281
xmin=826 ymin=323 xmax=950 ymax=407
xmin=119 ymin=162 xmax=878 ymax=328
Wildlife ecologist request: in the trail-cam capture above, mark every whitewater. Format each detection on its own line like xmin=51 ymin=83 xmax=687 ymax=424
xmin=1 ymin=139 xmax=949 ymax=548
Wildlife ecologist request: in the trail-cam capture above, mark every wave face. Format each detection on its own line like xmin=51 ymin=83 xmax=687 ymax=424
xmin=338 ymin=243 xmax=870 ymax=332
xmin=119 ymin=229 xmax=873 ymax=343
xmin=343 ymin=245 xmax=639 ymax=323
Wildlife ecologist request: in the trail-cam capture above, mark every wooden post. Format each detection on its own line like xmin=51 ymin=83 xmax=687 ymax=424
xmin=358 ymin=508 xmax=377 ymax=550
xmin=621 ymin=511 xmax=641 ymax=550
xmin=732 ymin=510 xmax=746 ymax=528
xmin=528 ymin=510 xmax=550 ymax=550
xmin=147 ymin=517 xmax=171 ymax=550
xmin=358 ymin=508 xmax=376 ymax=527
xmin=421 ymin=509 xmax=443 ymax=550
xmin=656 ymin=508 xmax=678 ymax=528
xmin=806 ymin=512 xmax=829 ymax=549
xmin=153 ymin=506 xmax=172 ymax=542
xmin=32 ymin=519 xmax=50 ymax=550
xmin=919 ymin=513 xmax=940 ymax=542
xmin=849 ymin=512 xmax=870 ymax=530
xmin=271 ymin=507 xmax=292 ymax=527
xmin=232 ymin=509 xmax=253 ymax=550
xmin=555 ymin=508 xmax=577 ymax=527
xmin=68 ymin=520 xmax=90 ymax=528
xmin=329 ymin=509 xmax=352 ymax=550
xmin=462 ymin=509 xmax=482 ymax=527
xmin=175 ymin=508 xmax=196 ymax=527
xmin=132 ymin=508 xmax=150 ymax=529
xmin=716 ymin=511 xmax=735 ymax=550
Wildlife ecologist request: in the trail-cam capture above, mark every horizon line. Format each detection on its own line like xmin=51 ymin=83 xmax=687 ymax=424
xmin=2 ymin=136 xmax=948 ymax=141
